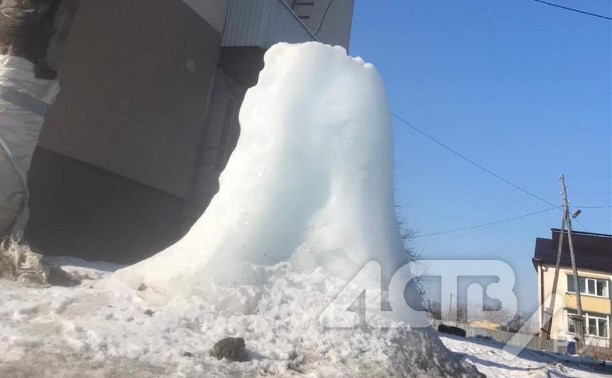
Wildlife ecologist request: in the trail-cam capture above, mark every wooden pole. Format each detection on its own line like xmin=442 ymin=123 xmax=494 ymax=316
xmin=560 ymin=175 xmax=585 ymax=353
xmin=539 ymin=200 xmax=565 ymax=348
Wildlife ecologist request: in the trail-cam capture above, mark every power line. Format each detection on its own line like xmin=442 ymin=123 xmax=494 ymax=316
xmin=391 ymin=113 xmax=559 ymax=208
xmin=526 ymin=0 xmax=612 ymax=21
xmin=391 ymin=113 xmax=608 ymax=234
xmin=574 ymin=218 xmax=590 ymax=232
xmin=413 ymin=206 xmax=561 ymax=238
xmin=411 ymin=204 xmax=609 ymax=239
xmin=567 ymin=205 xmax=612 ymax=231
xmin=574 ymin=205 xmax=612 ymax=209
xmin=567 ymin=205 xmax=591 ymax=232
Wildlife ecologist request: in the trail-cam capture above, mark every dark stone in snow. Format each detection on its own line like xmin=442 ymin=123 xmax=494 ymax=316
xmin=144 ymin=309 xmax=154 ymax=316
xmin=209 ymin=337 xmax=246 ymax=362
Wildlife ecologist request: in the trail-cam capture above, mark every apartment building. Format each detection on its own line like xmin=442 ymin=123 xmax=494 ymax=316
xmin=24 ymin=0 xmax=355 ymax=263
xmin=533 ymin=229 xmax=612 ymax=348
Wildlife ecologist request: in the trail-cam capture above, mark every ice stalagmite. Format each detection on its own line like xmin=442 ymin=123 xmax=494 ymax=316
xmin=115 ymin=42 xmax=482 ymax=377
xmin=115 ymin=42 xmax=412 ymax=303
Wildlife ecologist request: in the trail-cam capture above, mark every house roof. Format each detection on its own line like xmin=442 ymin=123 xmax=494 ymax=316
xmin=532 ymin=229 xmax=612 ymax=274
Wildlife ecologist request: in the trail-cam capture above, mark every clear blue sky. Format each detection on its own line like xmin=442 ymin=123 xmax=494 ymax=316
xmin=349 ymin=0 xmax=611 ymax=313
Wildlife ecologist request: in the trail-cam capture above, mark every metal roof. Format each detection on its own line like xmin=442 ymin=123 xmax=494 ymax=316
xmin=222 ymin=0 xmax=317 ymax=49
xmin=532 ymin=229 xmax=612 ymax=273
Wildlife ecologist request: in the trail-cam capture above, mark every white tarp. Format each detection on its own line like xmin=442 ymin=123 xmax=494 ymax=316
xmin=0 ymin=55 xmax=59 ymax=240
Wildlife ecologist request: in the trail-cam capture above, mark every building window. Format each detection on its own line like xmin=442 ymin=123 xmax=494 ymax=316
xmin=567 ymin=276 xmax=609 ymax=297
xmin=567 ymin=310 xmax=609 ymax=338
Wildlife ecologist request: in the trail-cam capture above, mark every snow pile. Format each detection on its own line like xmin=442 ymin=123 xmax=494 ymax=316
xmin=114 ymin=42 xmax=413 ymax=306
xmin=1 ymin=260 xmax=481 ymax=377
xmin=2 ymin=260 xmax=609 ymax=376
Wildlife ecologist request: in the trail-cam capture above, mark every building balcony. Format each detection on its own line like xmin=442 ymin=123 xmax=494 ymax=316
xmin=565 ymin=293 xmax=611 ymax=315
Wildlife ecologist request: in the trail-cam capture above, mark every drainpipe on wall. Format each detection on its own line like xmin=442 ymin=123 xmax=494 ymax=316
xmin=538 ymin=260 xmax=545 ymax=333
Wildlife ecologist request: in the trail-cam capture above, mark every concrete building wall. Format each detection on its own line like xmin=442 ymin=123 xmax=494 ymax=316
xmin=26 ymin=0 xmax=356 ymax=263
xmin=27 ymin=0 xmax=223 ymax=261
xmin=25 ymin=148 xmax=185 ymax=264
xmin=183 ymin=70 xmax=244 ymax=224
xmin=182 ymin=0 xmax=229 ymax=33
xmin=284 ymin=0 xmax=354 ymax=48
xmin=39 ymin=0 xmax=220 ymax=199
xmin=309 ymin=0 xmax=354 ymax=49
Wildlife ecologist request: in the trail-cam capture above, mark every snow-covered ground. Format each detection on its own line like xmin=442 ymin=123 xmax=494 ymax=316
xmin=440 ymin=333 xmax=611 ymax=378
xmin=1 ymin=259 xmax=609 ymax=377
xmin=0 ymin=258 xmax=475 ymax=377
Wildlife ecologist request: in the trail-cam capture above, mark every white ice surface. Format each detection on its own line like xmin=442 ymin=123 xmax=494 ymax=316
xmin=114 ymin=42 xmax=418 ymax=311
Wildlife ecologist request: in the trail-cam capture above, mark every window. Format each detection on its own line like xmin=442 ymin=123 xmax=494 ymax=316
xmin=567 ymin=276 xmax=609 ymax=297
xmin=567 ymin=310 xmax=609 ymax=338
xmin=596 ymin=280 xmax=607 ymax=297
xmin=568 ymin=314 xmax=577 ymax=333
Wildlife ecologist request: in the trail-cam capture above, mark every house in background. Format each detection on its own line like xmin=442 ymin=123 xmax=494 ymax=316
xmin=533 ymin=229 xmax=612 ymax=349
xmin=24 ymin=0 xmax=355 ymax=263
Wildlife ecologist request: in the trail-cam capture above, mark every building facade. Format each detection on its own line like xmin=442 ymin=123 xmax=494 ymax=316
xmin=533 ymin=229 xmax=612 ymax=349
xmin=25 ymin=0 xmax=355 ymax=263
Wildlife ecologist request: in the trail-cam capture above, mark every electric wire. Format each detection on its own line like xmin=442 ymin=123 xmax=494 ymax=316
xmin=574 ymin=205 xmax=612 ymax=209
xmin=527 ymin=0 xmax=612 ymax=21
xmin=413 ymin=206 xmax=562 ymax=238
xmin=391 ymin=112 xmax=559 ymax=208
xmin=573 ymin=218 xmax=590 ymax=232
xmin=391 ymin=113 xmax=610 ymax=236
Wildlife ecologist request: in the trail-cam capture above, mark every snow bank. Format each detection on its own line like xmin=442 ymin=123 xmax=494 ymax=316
xmin=115 ymin=42 xmax=413 ymax=305
xmin=1 ymin=262 xmax=484 ymax=377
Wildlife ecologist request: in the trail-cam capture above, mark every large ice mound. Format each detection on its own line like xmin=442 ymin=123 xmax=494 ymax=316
xmin=115 ymin=42 xmax=414 ymax=304
xmin=110 ymin=42 xmax=483 ymax=377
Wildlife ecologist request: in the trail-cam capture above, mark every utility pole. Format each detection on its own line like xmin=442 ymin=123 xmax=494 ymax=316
xmin=539 ymin=175 xmax=584 ymax=352
xmin=563 ymin=175 xmax=585 ymax=353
